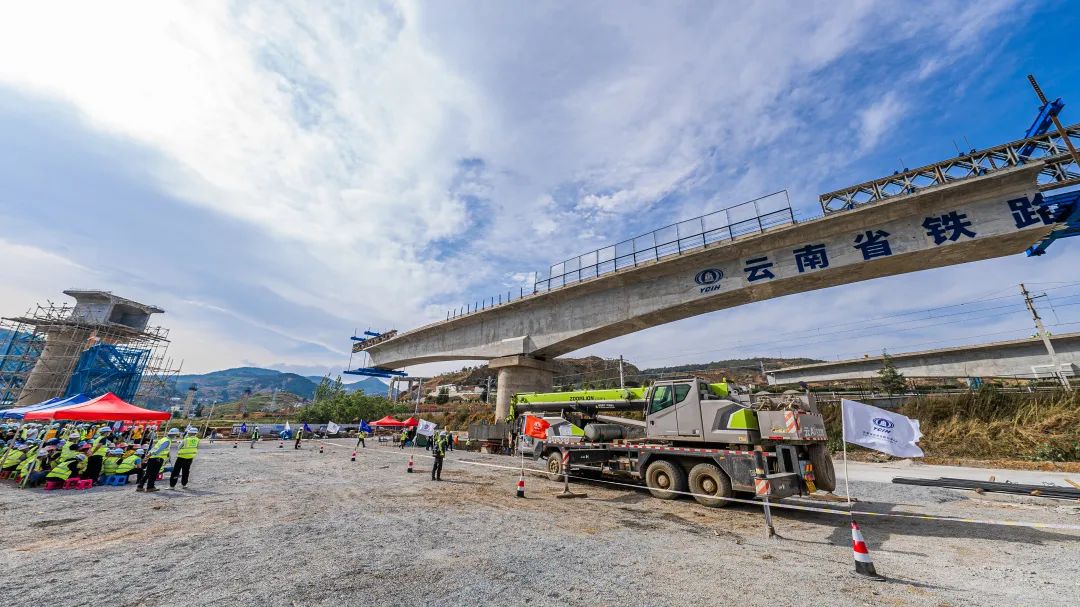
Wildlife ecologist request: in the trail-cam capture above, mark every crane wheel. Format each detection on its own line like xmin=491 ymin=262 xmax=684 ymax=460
xmin=808 ymin=444 xmax=836 ymax=492
xmin=688 ymin=462 xmax=733 ymax=508
xmin=644 ymin=460 xmax=687 ymax=500
xmin=546 ymin=452 xmax=564 ymax=481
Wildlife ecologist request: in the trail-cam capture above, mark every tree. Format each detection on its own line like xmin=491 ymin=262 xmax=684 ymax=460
xmin=193 ymin=403 xmax=204 ymax=418
xmin=297 ymin=390 xmax=407 ymax=424
xmin=313 ymin=374 xmax=345 ymax=403
xmin=877 ymin=351 xmax=907 ymax=395
xmin=436 ymin=386 xmax=450 ymax=405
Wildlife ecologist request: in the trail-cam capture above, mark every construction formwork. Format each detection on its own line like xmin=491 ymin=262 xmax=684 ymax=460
xmin=0 ymin=300 xmax=179 ymax=407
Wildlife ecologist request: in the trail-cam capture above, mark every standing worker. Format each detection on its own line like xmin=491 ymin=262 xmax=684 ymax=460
xmin=170 ymin=427 xmax=200 ymax=490
xmin=399 ymin=428 xmax=408 ymax=450
xmin=250 ymin=425 xmax=261 ymax=448
xmin=294 ymin=426 xmax=303 ymax=450
xmin=355 ymin=431 xmax=366 ymax=450
xmin=138 ymin=429 xmax=175 ymax=493
xmin=83 ymin=428 xmax=111 ymax=483
xmin=430 ymin=431 xmax=447 ymax=481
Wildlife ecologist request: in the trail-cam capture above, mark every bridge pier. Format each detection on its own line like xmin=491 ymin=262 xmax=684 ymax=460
xmin=489 ymin=355 xmax=555 ymax=422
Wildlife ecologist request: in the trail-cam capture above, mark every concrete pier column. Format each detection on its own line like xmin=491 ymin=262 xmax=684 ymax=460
xmin=16 ymin=326 xmax=91 ymax=405
xmin=489 ymin=355 xmax=555 ymax=422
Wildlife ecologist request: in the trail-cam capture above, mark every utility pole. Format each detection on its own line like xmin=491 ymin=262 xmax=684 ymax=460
xmin=618 ymin=355 xmax=625 ymax=390
xmin=1020 ymin=283 xmax=1071 ymax=391
xmin=485 ymin=375 xmax=493 ymax=404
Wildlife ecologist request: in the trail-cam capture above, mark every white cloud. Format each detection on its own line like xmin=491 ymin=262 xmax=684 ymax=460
xmin=0 ymin=0 xmax=1050 ymax=376
xmin=855 ymin=93 xmax=907 ymax=153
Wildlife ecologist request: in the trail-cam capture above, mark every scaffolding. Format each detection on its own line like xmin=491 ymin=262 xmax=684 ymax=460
xmin=0 ymin=300 xmax=179 ymax=407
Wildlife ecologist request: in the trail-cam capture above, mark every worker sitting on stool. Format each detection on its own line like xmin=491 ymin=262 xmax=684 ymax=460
xmin=116 ymin=448 xmax=143 ymax=484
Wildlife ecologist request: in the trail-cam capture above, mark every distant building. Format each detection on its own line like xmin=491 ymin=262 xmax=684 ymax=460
xmin=427 ymin=384 xmax=483 ymax=401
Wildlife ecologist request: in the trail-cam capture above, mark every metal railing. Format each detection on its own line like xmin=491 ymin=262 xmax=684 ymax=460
xmin=818 ymin=122 xmax=1080 ymax=214
xmin=443 ymin=191 xmax=794 ymax=320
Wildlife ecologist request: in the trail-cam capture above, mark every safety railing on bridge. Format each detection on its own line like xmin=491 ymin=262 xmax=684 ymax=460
xmin=818 ymin=122 xmax=1080 ymax=214
xmin=443 ymin=191 xmax=794 ymax=320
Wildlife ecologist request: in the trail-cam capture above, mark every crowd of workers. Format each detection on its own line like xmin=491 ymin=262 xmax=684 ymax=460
xmin=3 ymin=419 xmax=462 ymax=493
xmin=0 ymin=421 xmax=201 ymax=492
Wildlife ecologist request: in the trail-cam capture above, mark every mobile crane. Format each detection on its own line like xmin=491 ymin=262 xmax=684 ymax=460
xmin=512 ymin=378 xmax=834 ymax=506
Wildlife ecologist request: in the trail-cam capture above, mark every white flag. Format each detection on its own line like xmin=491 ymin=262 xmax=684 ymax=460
xmin=284 ymin=421 xmax=291 ymax=431
xmin=416 ymin=419 xmax=437 ymax=437
xmin=326 ymin=421 xmax=340 ymax=434
xmin=841 ymin=399 xmax=924 ymax=458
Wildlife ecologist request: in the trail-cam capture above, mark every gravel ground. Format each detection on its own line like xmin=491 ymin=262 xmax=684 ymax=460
xmin=1 ymin=438 xmax=1078 ymax=607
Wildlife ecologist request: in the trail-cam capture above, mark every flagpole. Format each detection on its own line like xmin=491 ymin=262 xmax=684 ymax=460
xmin=841 ymin=399 xmax=853 ymax=512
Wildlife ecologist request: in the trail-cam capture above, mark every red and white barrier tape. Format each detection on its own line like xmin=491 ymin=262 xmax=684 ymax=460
xmin=313 ymin=439 xmax=1080 ymax=532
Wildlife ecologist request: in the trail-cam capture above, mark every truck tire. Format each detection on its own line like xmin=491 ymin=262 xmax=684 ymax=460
xmin=644 ymin=460 xmax=687 ymax=500
xmin=687 ymin=462 xmax=733 ymax=508
xmin=808 ymin=444 xmax=836 ymax=492
xmin=546 ymin=452 xmax=564 ymax=481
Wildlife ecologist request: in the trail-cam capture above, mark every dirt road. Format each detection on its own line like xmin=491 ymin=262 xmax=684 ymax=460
xmin=1 ymin=439 xmax=1077 ymax=606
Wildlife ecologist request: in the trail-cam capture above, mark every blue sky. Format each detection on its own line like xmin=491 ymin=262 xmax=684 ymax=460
xmin=0 ymin=1 xmax=1078 ymax=378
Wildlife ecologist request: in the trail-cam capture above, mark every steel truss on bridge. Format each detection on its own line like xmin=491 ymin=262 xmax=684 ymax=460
xmin=819 ymin=123 xmax=1080 ymax=214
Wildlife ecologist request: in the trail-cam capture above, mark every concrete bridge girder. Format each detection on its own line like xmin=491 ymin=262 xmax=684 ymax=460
xmin=768 ymin=332 xmax=1080 ymax=384
xmin=361 ymin=165 xmax=1064 ymax=416
xmin=367 ymin=164 xmax=1052 ymax=375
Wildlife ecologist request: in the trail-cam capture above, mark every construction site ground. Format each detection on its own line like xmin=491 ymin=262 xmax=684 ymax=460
xmin=2 ymin=439 xmax=1078 ymax=607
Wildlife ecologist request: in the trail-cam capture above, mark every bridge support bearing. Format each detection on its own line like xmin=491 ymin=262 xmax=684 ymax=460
xmin=490 ymin=355 xmax=555 ymax=422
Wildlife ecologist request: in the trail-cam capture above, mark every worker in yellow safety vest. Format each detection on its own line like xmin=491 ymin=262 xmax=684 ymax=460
xmin=59 ymin=432 xmax=81 ymax=460
xmin=1 ymin=442 xmax=29 ymax=472
xmin=169 ymin=428 xmax=200 ymax=490
xmin=46 ymin=453 xmax=85 ymax=483
xmin=116 ymin=448 xmax=143 ymax=484
xmin=83 ymin=428 xmax=112 ymax=482
xmin=102 ymin=448 xmax=123 ymax=477
xmin=137 ymin=429 xmax=175 ymax=493
xmin=17 ymin=446 xmax=41 ymax=481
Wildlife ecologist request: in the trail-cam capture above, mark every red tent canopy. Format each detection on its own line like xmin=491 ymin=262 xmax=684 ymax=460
xmin=370 ymin=415 xmax=406 ymax=427
xmin=24 ymin=392 xmax=170 ymax=422
xmin=402 ymin=417 xmax=419 ymax=427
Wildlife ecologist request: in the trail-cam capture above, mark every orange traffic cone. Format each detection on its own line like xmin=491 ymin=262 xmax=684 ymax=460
xmin=407 ymin=455 xmax=414 ymax=473
xmin=233 ymin=440 xmax=237 ymax=449
xmin=351 ymin=450 xmax=357 ymax=462
xmin=516 ymin=472 xmax=525 ymax=498
xmin=278 ymin=440 xmax=283 ymax=448
xmin=319 ymin=445 xmax=324 ymax=454
xmin=851 ymin=520 xmax=885 ymax=580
